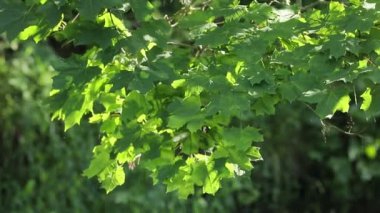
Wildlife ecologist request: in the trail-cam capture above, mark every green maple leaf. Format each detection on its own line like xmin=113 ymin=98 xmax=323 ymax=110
xmin=0 ymin=2 xmax=30 ymax=40
xmin=100 ymin=117 xmax=118 ymax=133
xmin=129 ymin=0 xmax=154 ymax=21
xmin=52 ymin=90 xmax=86 ymax=131
xmin=247 ymin=147 xmax=263 ymax=160
xmin=177 ymin=182 xmax=195 ymax=199
xmin=206 ymin=93 xmax=251 ymax=118
xmin=191 ymin=161 xmax=208 ymax=186
xmin=309 ymin=54 xmax=335 ymax=76
xmin=167 ymin=96 xmax=204 ymax=130
xmin=83 ymin=152 xmax=112 ymax=178
xmin=315 ymin=87 xmax=351 ymax=118
xmin=121 ymin=91 xmax=150 ymax=121
xmin=252 ymin=95 xmax=279 ymax=116
xmin=363 ymin=89 xmax=380 ymax=117
xmin=182 ymin=134 xmax=200 ymax=154
xmin=196 ymin=23 xmax=244 ymax=47
xmin=203 ymin=171 xmax=220 ymax=195
xmin=229 ymin=149 xmax=253 ymax=170
xmin=51 ymin=58 xmax=101 ymax=88
xmin=166 ymin=165 xmax=195 ymax=199
xmin=99 ymin=165 xmax=126 ymax=193
xmin=76 ymin=0 xmax=124 ymax=20
xmin=61 ymin=22 xmax=118 ymax=48
xmin=324 ymin=34 xmax=346 ymax=59
xmin=222 ymin=127 xmax=263 ymax=151
xmin=278 ymin=82 xmax=300 ymax=102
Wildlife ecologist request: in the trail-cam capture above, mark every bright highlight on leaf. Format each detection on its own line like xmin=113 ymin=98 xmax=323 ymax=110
xmin=329 ymin=2 xmax=345 ymax=13
xmin=360 ymin=88 xmax=372 ymax=111
xmin=171 ymin=79 xmax=186 ymax=89
xmin=226 ymin=72 xmax=237 ymax=85
xmin=358 ymin=59 xmax=368 ymax=69
xmin=19 ymin=25 xmax=39 ymax=41
xmin=365 ymin=144 xmax=378 ymax=159
xmin=203 ymin=171 xmax=220 ymax=195
xmin=316 ymin=89 xmax=351 ymax=119
xmin=333 ymin=95 xmax=351 ymax=114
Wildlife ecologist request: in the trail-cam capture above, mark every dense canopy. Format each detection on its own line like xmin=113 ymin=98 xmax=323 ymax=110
xmin=1 ymin=0 xmax=379 ymax=198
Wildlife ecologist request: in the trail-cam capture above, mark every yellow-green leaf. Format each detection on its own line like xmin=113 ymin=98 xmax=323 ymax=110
xmin=19 ymin=25 xmax=39 ymax=40
xmin=360 ymin=88 xmax=372 ymax=111
xmin=333 ymin=95 xmax=350 ymax=113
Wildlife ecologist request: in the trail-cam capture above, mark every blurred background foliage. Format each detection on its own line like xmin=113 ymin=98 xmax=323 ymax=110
xmin=1 ymin=0 xmax=380 ymax=211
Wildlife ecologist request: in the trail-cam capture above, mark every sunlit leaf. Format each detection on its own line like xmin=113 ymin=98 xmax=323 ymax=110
xmin=360 ymin=88 xmax=372 ymax=111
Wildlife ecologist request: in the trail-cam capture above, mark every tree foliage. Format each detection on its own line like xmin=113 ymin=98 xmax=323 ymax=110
xmin=1 ymin=0 xmax=379 ymax=198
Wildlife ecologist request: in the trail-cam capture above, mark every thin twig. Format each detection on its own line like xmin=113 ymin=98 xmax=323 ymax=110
xmin=167 ymin=41 xmax=194 ymax=48
xmin=71 ymin=13 xmax=80 ymax=23
xmin=322 ymin=120 xmax=367 ymax=139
